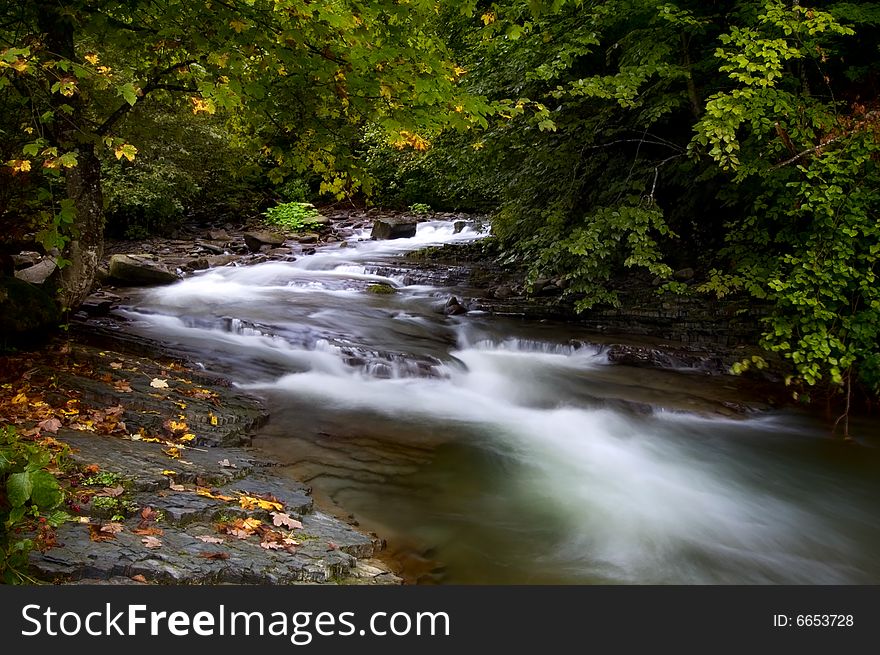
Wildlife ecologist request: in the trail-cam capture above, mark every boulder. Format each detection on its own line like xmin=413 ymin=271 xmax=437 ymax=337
xmin=453 ymin=221 xmax=468 ymax=234
xmin=0 ymin=276 xmax=61 ymax=344
xmin=243 ymin=231 xmax=285 ymax=252
xmin=371 ymin=216 xmax=417 ymax=240
xmin=295 ymin=233 xmax=319 ymax=244
xmin=14 ymin=257 xmax=58 ymax=285
xmin=673 ymin=267 xmax=695 ymax=281
xmin=11 ymin=251 xmax=41 ymax=269
xmin=444 ymin=296 xmax=467 ymax=316
xmin=207 ymin=229 xmax=230 ymax=241
xmin=108 ymin=254 xmax=179 ymax=286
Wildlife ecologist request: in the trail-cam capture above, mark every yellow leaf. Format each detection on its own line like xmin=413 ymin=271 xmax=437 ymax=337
xmin=481 ymin=12 xmax=496 ymax=25
xmin=114 ymin=143 xmax=138 ymax=162
xmin=7 ymin=159 xmax=31 ymax=174
xmin=238 ymin=494 xmax=283 ymax=512
xmin=180 ymin=433 xmax=195 ymax=442
xmin=84 ymin=53 xmax=99 ymax=65
xmin=161 ymin=470 xmax=176 ymax=476
xmin=190 ymin=97 xmax=215 ymax=115
xmin=162 ymin=446 xmax=181 ymax=459
xmin=209 ymin=413 xmax=218 ymax=426
xmin=10 ymin=59 xmax=29 ymax=73
xmin=229 ymin=19 xmax=247 ymax=33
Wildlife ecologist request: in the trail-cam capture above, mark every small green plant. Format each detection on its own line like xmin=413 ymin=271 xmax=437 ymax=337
xmin=264 ymin=202 xmax=323 ymax=232
xmin=1 ymin=425 xmax=69 ymax=583
xmin=90 ymin=495 xmax=139 ymax=517
xmin=408 ymin=202 xmax=431 ymax=215
xmin=83 ymin=471 xmax=123 ymax=487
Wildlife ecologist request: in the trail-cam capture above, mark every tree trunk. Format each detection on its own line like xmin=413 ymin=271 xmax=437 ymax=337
xmin=58 ymin=146 xmax=104 ymax=309
xmin=38 ymin=1 xmax=106 ymax=310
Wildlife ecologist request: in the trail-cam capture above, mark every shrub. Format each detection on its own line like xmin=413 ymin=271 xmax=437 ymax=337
xmin=263 ymin=202 xmax=323 ymax=231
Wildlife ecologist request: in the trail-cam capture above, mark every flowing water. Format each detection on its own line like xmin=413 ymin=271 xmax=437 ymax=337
xmin=116 ymin=221 xmax=880 ymax=584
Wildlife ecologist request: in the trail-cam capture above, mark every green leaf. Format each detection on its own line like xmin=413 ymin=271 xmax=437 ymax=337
xmin=29 ymin=470 xmax=63 ymax=509
xmin=7 ymin=472 xmax=32 ymax=508
xmin=119 ymin=82 xmax=138 ymax=106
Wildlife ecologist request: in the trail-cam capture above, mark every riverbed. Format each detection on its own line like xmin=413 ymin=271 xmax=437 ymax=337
xmin=116 ymin=220 xmax=880 ymax=584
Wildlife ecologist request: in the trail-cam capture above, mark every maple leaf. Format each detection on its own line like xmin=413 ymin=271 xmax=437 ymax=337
xmin=131 ymin=574 xmax=147 ymax=583
xmin=114 ymin=380 xmax=133 ymax=393
xmin=199 ymin=551 xmax=230 ymax=560
xmin=84 ymin=52 xmax=99 ymax=65
xmin=197 ymin=535 xmax=224 ymax=544
xmin=83 ymin=464 xmax=100 ymax=475
xmin=97 ymin=485 xmax=124 ymax=498
xmin=133 ymin=527 xmax=164 ymax=536
xmin=260 ymin=541 xmax=286 ymax=550
xmin=100 ymin=522 xmax=124 ymax=535
xmin=110 ymin=362 xmax=123 ymax=369
xmin=327 ymin=541 xmax=339 ymax=551
xmin=88 ymin=525 xmax=117 ymax=542
xmin=271 ymin=512 xmax=303 ymax=530
xmin=239 ymin=494 xmax=283 ymax=512
xmin=114 ymin=143 xmax=138 ymax=162
xmin=37 ymin=417 xmax=62 ymax=433
xmin=149 ymin=378 xmax=169 ymax=389
xmin=141 ymin=536 xmax=162 ymax=549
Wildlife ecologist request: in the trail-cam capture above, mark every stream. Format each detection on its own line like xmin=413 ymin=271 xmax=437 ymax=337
xmin=116 ymin=220 xmax=880 ymax=584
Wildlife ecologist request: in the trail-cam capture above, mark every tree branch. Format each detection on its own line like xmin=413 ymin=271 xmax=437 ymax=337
xmin=96 ymin=59 xmax=197 ymax=136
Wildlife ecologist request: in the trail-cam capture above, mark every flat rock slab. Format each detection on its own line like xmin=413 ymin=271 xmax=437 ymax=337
xmin=24 ymin=340 xmax=399 ymax=585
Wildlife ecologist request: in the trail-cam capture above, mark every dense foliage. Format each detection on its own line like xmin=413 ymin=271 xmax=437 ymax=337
xmin=2 ymin=0 xmax=880 ymax=407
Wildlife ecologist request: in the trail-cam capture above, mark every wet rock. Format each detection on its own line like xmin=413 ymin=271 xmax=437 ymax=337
xmin=243 ymin=231 xmax=285 ymax=252
xmin=187 ymin=258 xmax=210 ymax=271
xmin=205 ymin=254 xmax=238 ymax=268
xmin=0 ymin=276 xmax=60 ymax=343
xmin=674 ymin=267 xmax=695 ymax=281
xmin=366 ymin=283 xmax=397 ymax=295
xmin=14 ymin=257 xmax=58 ymax=284
xmin=80 ymin=291 xmax=121 ymax=317
xmin=266 ymin=248 xmax=293 ymax=258
xmin=196 ymin=241 xmax=227 ymax=255
xmin=295 ymin=233 xmax=319 ymax=244
xmin=453 ymin=220 xmax=468 ymax=234
xmin=109 ymin=254 xmax=179 ymax=286
xmin=371 ymin=216 xmax=417 ymax=240
xmin=493 ymin=285 xmax=515 ymax=299
xmin=207 ymin=229 xmax=230 ymax=241
xmin=444 ymin=296 xmax=467 ymax=316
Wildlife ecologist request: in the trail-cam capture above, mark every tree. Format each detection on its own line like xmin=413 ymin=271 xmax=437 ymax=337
xmin=1 ymin=0 xmax=486 ymax=308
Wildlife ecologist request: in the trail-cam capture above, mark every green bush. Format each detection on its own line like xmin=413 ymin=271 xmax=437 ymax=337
xmin=0 ymin=425 xmax=69 ymax=583
xmin=263 ymin=202 xmax=323 ymax=231
xmin=408 ymin=203 xmax=431 ymax=215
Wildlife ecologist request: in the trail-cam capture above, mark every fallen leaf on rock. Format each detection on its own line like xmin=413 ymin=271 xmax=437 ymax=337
xmin=260 ymin=541 xmax=286 ymax=550
xmin=196 ymin=487 xmax=236 ymax=502
xmin=169 ymin=483 xmax=186 ymax=492
xmin=133 ymin=527 xmax=164 ymax=536
xmin=150 ymin=378 xmax=169 ymax=389
xmin=37 ymin=417 xmax=62 ymax=433
xmin=197 ymin=535 xmax=224 ymax=544
xmin=88 ymin=525 xmax=117 ymax=542
xmin=141 ymin=536 xmax=162 ymax=549
xmin=83 ymin=464 xmax=100 ymax=474
xmin=100 ymin=522 xmax=124 ymax=535
xmin=97 ymin=485 xmax=124 ymax=498
xmin=239 ymin=494 xmax=283 ymax=512
xmin=198 ymin=551 xmax=230 ymax=560
xmin=218 ymin=458 xmax=237 ymax=468
xmin=113 ymin=380 xmax=133 ymax=393
xmin=327 ymin=541 xmax=338 ymax=551
xmin=271 ymin=512 xmax=303 ymax=530
xmin=162 ymin=446 xmax=181 ymax=459
xmin=161 ymin=470 xmax=176 ymax=476
xmin=131 ymin=574 xmax=147 ymax=583
xmin=110 ymin=362 xmax=124 ymax=369
xmin=209 ymin=412 xmax=218 ymax=426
